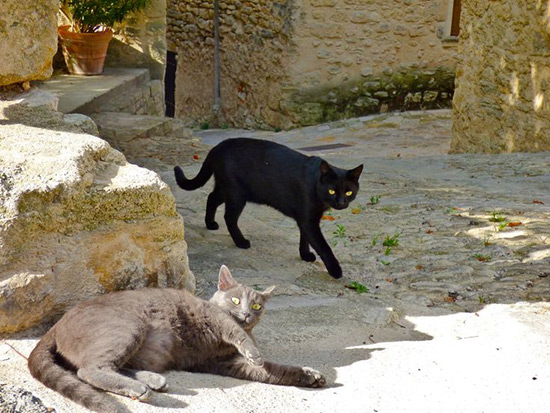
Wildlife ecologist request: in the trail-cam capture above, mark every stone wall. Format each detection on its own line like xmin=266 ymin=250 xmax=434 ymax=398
xmin=452 ymin=1 xmax=550 ymax=153
xmin=0 ymin=0 xmax=58 ymax=86
xmin=99 ymin=79 xmax=165 ymax=116
xmin=167 ymin=0 xmax=294 ymax=128
xmin=167 ymin=0 xmax=458 ymax=128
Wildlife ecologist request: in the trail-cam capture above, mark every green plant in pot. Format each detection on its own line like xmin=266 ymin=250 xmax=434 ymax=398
xmin=59 ymin=0 xmax=149 ymax=75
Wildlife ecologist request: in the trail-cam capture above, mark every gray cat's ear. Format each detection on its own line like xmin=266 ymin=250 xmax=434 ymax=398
xmin=262 ymin=285 xmax=276 ymax=298
xmin=218 ymin=265 xmax=237 ymax=291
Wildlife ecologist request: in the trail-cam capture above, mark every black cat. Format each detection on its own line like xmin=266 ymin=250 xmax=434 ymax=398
xmin=174 ymin=138 xmax=363 ymax=279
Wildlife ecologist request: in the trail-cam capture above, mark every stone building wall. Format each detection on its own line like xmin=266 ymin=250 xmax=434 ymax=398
xmin=0 ymin=0 xmax=58 ymax=86
xmin=167 ymin=0 xmax=295 ymax=128
xmin=452 ymin=1 xmax=550 ymax=153
xmin=167 ymin=0 xmax=458 ymax=128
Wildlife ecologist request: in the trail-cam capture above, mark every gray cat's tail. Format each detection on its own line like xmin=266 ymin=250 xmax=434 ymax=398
xmin=28 ymin=327 xmax=116 ymax=413
xmin=174 ymin=154 xmax=213 ymax=190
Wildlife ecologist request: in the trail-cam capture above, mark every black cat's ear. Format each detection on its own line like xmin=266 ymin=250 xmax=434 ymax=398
xmin=218 ymin=265 xmax=237 ymax=291
xmin=348 ymin=164 xmax=363 ymax=181
xmin=320 ymin=160 xmax=333 ymax=177
xmin=262 ymin=285 xmax=276 ymax=298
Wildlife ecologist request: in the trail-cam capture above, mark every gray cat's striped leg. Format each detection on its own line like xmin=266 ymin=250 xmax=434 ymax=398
xmin=211 ymin=358 xmax=326 ymax=388
xmin=216 ymin=318 xmax=263 ymax=366
xmin=253 ymin=361 xmax=325 ymax=388
xmin=120 ymin=368 xmax=168 ymax=392
xmin=77 ymin=367 xmax=153 ymax=402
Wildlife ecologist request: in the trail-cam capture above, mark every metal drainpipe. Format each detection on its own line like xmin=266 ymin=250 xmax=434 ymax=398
xmin=213 ymin=0 xmax=221 ymax=115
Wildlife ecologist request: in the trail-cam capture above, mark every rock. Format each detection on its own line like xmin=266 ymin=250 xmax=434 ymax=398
xmin=0 ymin=103 xmax=194 ymax=335
xmin=0 ymin=384 xmax=50 ymax=413
xmin=14 ymin=89 xmax=58 ymax=111
xmin=0 ymin=0 xmax=58 ymax=86
xmin=63 ymin=113 xmax=100 ymax=136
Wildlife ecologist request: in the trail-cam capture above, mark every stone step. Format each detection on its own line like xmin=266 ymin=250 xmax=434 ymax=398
xmin=91 ymin=111 xmax=192 ymax=152
xmin=36 ymin=68 xmax=150 ymax=115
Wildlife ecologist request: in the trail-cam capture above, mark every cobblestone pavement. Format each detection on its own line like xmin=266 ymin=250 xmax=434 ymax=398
xmin=3 ymin=109 xmax=549 ymax=413
xmin=149 ymin=109 xmax=549 ymax=312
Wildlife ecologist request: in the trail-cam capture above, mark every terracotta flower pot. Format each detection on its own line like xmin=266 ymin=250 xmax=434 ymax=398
xmin=58 ymin=25 xmax=113 ymax=75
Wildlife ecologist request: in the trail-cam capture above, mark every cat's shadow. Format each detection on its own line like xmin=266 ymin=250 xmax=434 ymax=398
xmin=149 ymin=391 xmax=191 ymax=408
xmin=106 ymin=395 xmax=187 ymax=412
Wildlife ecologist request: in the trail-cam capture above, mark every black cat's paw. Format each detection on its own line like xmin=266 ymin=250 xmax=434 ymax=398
xmin=300 ymin=251 xmax=316 ymax=262
xmin=244 ymin=348 xmax=264 ymax=367
xmin=326 ymin=261 xmax=342 ymax=279
xmin=206 ymin=221 xmax=219 ymax=230
xmin=235 ymin=239 xmax=251 ymax=249
xmin=298 ymin=367 xmax=326 ymax=388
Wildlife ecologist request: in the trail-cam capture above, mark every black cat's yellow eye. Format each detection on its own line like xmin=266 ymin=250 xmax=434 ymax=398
xmin=328 ymin=189 xmax=336 ymax=195
xmin=231 ymin=297 xmax=240 ymax=305
xmin=251 ymin=303 xmax=262 ymax=311
xmin=346 ymin=191 xmax=353 ymax=196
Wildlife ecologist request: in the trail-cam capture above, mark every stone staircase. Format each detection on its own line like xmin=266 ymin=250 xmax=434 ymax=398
xmin=37 ymin=68 xmax=163 ymax=116
xmin=36 ymin=67 xmax=208 ymax=171
xmin=90 ymin=111 xmax=209 ymax=171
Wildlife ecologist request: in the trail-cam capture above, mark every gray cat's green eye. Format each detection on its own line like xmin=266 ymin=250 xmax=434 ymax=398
xmin=251 ymin=303 xmax=262 ymax=311
xmin=231 ymin=297 xmax=240 ymax=305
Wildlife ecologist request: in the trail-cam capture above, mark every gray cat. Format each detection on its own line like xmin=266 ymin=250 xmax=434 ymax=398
xmin=28 ymin=266 xmax=325 ymax=412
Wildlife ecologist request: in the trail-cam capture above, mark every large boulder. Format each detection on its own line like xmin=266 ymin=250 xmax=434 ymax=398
xmin=0 ymin=98 xmax=194 ymax=335
xmin=0 ymin=0 xmax=58 ymax=86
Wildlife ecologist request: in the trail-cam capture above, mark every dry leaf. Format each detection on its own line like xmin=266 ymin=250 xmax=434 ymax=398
xmin=425 ymin=229 xmax=434 ymax=234
xmin=533 ymin=199 xmax=545 ymax=205
xmin=321 ymin=215 xmax=335 ymax=221
xmin=444 ymin=296 xmax=456 ymax=303
xmin=352 ymin=208 xmax=361 ymax=214
xmin=415 ymin=264 xmax=425 ymax=270
xmin=193 ymin=155 xmax=199 ymax=160
xmin=508 ymin=222 xmax=522 ymax=227
xmin=385 ymin=277 xmax=394 ymax=283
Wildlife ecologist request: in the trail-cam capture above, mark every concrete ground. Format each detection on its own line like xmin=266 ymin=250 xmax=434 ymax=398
xmin=1 ymin=110 xmax=549 ymax=413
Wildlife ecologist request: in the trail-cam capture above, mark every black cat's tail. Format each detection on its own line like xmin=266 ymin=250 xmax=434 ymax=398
xmin=28 ymin=327 xmax=116 ymax=413
xmin=174 ymin=155 xmax=213 ymax=190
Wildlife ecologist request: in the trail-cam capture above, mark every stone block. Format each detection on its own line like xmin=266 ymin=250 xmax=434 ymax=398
xmin=0 ymin=0 xmax=57 ymax=86
xmin=0 ymin=101 xmax=194 ymax=334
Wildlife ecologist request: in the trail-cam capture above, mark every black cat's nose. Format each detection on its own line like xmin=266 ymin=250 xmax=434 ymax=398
xmin=335 ymin=199 xmax=347 ymax=209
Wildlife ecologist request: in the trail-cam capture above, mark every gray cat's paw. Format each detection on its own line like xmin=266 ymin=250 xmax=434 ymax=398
xmin=299 ymin=367 xmax=326 ymax=388
xmin=130 ymin=386 xmax=153 ymax=403
xmin=122 ymin=369 xmax=168 ymax=392
xmin=244 ymin=349 xmax=264 ymax=367
xmin=144 ymin=374 xmax=167 ymax=392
